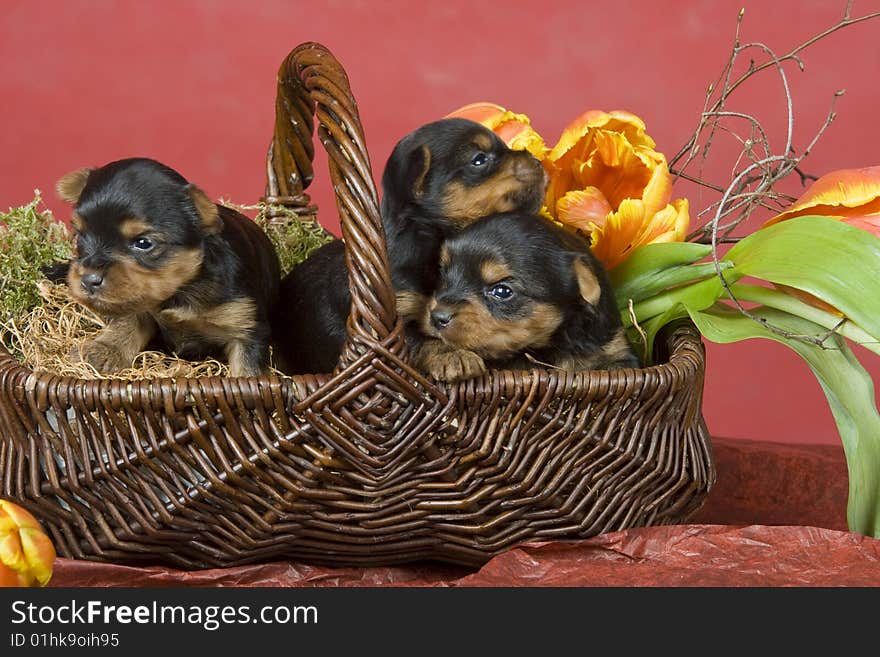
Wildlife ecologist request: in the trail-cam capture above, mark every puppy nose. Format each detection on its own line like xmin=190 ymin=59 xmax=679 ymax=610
xmin=515 ymin=154 xmax=544 ymax=180
xmin=80 ymin=272 xmax=105 ymax=294
xmin=430 ymin=309 xmax=454 ymax=330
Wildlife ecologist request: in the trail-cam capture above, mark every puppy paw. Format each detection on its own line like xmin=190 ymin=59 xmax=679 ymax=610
xmin=424 ymin=348 xmax=485 ymax=382
xmin=71 ymin=339 xmax=128 ymax=373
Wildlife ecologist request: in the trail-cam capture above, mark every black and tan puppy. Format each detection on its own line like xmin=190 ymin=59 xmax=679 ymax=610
xmin=48 ymin=157 xmax=281 ymax=376
xmin=419 ymin=211 xmax=640 ymax=381
xmin=272 ymin=118 xmax=547 ymax=374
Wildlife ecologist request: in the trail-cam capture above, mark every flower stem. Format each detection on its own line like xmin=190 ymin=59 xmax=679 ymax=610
xmin=730 ymin=283 xmax=880 ymax=357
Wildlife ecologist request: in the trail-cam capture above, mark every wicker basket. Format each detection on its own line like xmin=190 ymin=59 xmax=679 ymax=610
xmin=0 ymin=42 xmax=715 ymax=569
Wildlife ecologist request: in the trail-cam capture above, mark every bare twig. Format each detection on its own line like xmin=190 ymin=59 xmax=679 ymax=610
xmin=670 ymin=3 xmax=880 ymax=169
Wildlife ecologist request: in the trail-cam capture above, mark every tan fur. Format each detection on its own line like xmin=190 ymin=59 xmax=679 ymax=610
xmin=413 ymin=337 xmax=485 ymax=382
xmin=225 ymin=340 xmax=259 ymax=377
xmin=573 ymin=258 xmax=602 ymax=305
xmin=439 ymin=246 xmax=451 ymax=268
xmin=56 ymin=168 xmax=92 ymax=204
xmin=187 ymin=185 xmax=221 ymax=233
xmin=480 ymin=260 xmax=511 ymax=284
xmin=68 ymin=248 xmax=203 ymax=315
xmin=72 ymin=313 xmax=156 ymax=372
xmin=471 ymin=133 xmax=494 ymax=152
xmin=434 ymin=300 xmax=562 ymax=360
xmin=441 ymin=155 xmax=538 ymax=226
xmin=411 ymin=145 xmax=431 ymax=198
xmin=157 ymin=298 xmax=256 ymax=342
xmin=70 ymin=213 xmax=84 ymax=232
xmin=395 ymin=290 xmax=428 ymax=323
xmin=120 ymin=218 xmax=152 ymax=241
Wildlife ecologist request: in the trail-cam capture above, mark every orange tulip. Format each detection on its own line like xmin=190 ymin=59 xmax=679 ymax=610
xmin=0 ymin=499 xmax=56 ymax=587
xmin=545 ymin=110 xmax=689 ymax=269
xmin=445 ymin=102 xmax=690 ymax=269
xmin=763 ymin=166 xmax=880 ymax=228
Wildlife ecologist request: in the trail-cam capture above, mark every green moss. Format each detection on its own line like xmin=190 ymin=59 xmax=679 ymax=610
xmin=251 ymin=204 xmax=334 ymax=276
xmin=0 ymin=191 xmax=73 ymax=322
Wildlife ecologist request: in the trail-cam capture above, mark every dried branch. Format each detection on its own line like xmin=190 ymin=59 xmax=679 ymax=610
xmin=674 ymin=2 xmax=880 ymax=347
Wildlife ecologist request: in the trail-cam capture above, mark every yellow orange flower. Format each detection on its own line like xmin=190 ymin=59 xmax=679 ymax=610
xmin=546 ymin=110 xmax=671 ymax=218
xmin=591 ymin=198 xmax=690 ymax=270
xmin=764 ymin=166 xmax=880 ymax=227
xmin=445 ymin=102 xmax=690 ymax=269
xmin=546 ymin=110 xmax=688 ymax=268
xmin=0 ymin=499 xmax=55 ymax=587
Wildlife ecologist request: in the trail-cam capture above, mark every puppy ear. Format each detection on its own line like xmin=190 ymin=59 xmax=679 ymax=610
xmin=572 ymin=256 xmax=602 ymax=305
xmin=408 ymin=144 xmax=432 ymax=198
xmin=56 ymin=168 xmax=93 ymax=204
xmin=187 ymin=185 xmax=222 ymax=234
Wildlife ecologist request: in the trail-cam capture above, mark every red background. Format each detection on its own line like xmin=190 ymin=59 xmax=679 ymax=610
xmin=1 ymin=0 xmax=878 ymax=446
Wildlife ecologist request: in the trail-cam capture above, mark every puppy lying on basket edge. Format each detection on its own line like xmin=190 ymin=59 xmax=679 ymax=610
xmin=272 ymin=117 xmax=547 ymax=376
xmin=43 ymin=157 xmax=281 ymax=377
xmin=421 ymin=211 xmax=640 ymax=381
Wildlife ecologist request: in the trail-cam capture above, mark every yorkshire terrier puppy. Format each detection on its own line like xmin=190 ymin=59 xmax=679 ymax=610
xmin=48 ymin=157 xmax=281 ymax=376
xmin=272 ymin=117 xmax=547 ymax=375
xmin=420 ymin=211 xmax=640 ymax=381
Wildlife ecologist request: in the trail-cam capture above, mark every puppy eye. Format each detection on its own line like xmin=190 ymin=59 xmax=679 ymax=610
xmin=488 ymin=283 xmax=514 ymax=300
xmin=471 ymin=152 xmax=489 ymax=167
xmin=131 ymin=236 xmax=154 ymax=251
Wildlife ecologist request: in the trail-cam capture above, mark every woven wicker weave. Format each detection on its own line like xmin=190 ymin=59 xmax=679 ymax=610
xmin=0 ymin=42 xmax=715 ymax=569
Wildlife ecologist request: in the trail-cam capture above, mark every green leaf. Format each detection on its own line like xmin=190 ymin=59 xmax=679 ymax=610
xmin=609 ymin=242 xmax=712 ymax=289
xmin=730 ymin=283 xmax=880 ymax=357
xmin=614 ymin=261 xmax=734 ymax=309
xmin=624 ymin=274 xmax=728 ymax=327
xmin=689 ymin=303 xmax=880 ymax=537
xmin=725 ymin=215 xmax=880 ymax=342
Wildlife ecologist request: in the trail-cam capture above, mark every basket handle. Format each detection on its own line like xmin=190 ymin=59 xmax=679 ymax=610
xmin=263 ymin=42 xmax=403 ymax=371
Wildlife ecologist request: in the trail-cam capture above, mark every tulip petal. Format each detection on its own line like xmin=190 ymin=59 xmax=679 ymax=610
xmin=590 ymin=198 xmax=690 ymax=270
xmin=0 ymin=500 xmax=42 ymax=531
xmin=553 ymin=131 xmax=668 ymax=215
xmin=590 ymin=199 xmax=650 ymax=269
xmin=764 ymin=166 xmax=880 ymax=226
xmin=556 ymin=188 xmax=613 ymax=232
xmin=773 ymin=283 xmax=844 ymax=316
xmin=549 ymin=109 xmax=656 ymax=164
xmin=19 ymin=528 xmax=55 ymax=586
xmin=0 ymin=531 xmax=27 ymax=574
xmin=637 ymin=198 xmax=690 ymax=245
xmin=0 ymin=563 xmax=31 ymax=587
xmin=0 ymin=499 xmax=54 ymax=587
xmin=445 ymin=102 xmax=508 ymax=124
xmin=842 ymin=214 xmax=880 ymax=239
xmin=640 ymin=152 xmax=674 ymax=216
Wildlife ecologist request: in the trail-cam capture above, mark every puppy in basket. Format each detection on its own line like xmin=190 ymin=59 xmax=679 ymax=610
xmin=420 ymin=211 xmax=640 ymax=380
xmin=272 ymin=117 xmax=548 ymax=376
xmin=46 ymin=157 xmax=281 ymax=376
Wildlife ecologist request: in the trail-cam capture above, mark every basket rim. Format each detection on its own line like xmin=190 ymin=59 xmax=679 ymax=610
xmin=0 ymin=319 xmax=704 ymax=409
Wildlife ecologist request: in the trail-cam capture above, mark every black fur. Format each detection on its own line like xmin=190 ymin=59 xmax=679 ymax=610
xmin=48 ymin=157 xmax=281 ymax=375
xmin=428 ymin=211 xmax=640 ymax=373
xmin=272 ymin=118 xmax=546 ymax=374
